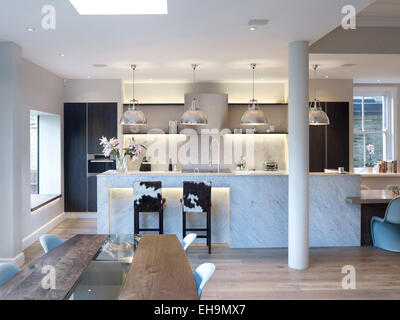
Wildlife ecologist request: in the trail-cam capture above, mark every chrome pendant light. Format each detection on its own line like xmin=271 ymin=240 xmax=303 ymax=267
xmin=120 ymin=64 xmax=147 ymax=126
xmin=240 ymin=64 xmax=267 ymax=125
xmin=180 ymin=64 xmax=208 ymax=125
xmin=309 ymin=64 xmax=330 ymax=126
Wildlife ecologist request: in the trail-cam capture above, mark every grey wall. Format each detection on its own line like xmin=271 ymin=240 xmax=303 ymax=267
xmin=0 ymin=42 xmax=65 ymax=264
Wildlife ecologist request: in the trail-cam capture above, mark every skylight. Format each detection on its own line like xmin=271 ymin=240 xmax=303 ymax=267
xmin=69 ymin=0 xmax=168 ymax=15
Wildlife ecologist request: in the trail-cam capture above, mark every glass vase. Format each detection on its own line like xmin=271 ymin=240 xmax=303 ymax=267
xmin=116 ymin=156 xmax=127 ymax=174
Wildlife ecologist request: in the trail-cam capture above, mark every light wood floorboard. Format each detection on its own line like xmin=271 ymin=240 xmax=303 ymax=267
xmin=23 ymin=219 xmax=400 ymax=300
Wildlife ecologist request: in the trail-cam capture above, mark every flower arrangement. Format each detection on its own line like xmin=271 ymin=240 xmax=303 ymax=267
xmin=100 ymin=136 xmax=146 ymax=172
xmin=365 ymin=144 xmax=375 ymax=168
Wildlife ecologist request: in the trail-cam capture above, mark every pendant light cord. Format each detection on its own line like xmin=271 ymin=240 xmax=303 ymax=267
xmin=313 ymin=64 xmax=318 ymax=102
xmin=252 ymin=66 xmax=255 ymax=100
xmin=192 ymin=64 xmax=197 ymax=84
xmin=131 ymin=64 xmax=136 ymax=105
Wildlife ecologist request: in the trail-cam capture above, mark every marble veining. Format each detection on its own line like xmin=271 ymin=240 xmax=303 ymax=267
xmin=97 ymin=171 xmax=361 ymax=248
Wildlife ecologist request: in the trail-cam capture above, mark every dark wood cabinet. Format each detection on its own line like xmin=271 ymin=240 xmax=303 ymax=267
xmin=64 ymin=102 xmax=118 ymax=212
xmin=309 ymin=102 xmax=349 ymax=172
xmin=88 ymin=103 xmax=118 ymax=154
xmin=64 ymin=103 xmax=88 ymax=212
xmin=87 ymin=176 xmax=97 ymax=212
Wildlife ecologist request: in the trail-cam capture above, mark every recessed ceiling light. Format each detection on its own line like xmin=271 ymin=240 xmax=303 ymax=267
xmin=325 ymin=75 xmax=329 ymax=78
xmin=69 ymin=0 xmax=168 ymax=15
xmin=59 ymin=53 xmax=65 ymax=57
xmin=341 ymin=63 xmax=356 ymax=67
xmin=249 ymin=26 xmax=256 ymax=31
xmin=27 ymin=28 xmax=35 ymax=32
xmin=87 ymin=76 xmax=91 ymax=79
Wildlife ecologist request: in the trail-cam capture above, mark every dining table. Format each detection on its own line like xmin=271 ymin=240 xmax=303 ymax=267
xmin=346 ymin=189 xmax=400 ymax=245
xmin=0 ymin=234 xmax=198 ymax=300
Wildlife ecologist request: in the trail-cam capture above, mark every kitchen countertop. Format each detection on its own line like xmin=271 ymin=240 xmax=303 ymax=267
xmin=99 ymin=170 xmax=359 ymax=177
xmin=346 ymin=190 xmax=399 ymax=204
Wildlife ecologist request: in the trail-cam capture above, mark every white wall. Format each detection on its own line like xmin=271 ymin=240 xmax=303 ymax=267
xmin=0 ymin=42 xmax=64 ymax=265
xmin=124 ymin=82 xmax=287 ymax=104
xmin=0 ymin=42 xmax=23 ymax=264
xmin=20 ymin=56 xmax=65 ymax=250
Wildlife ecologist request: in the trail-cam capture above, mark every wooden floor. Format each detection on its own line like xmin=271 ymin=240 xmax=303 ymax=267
xmin=23 ymin=219 xmax=400 ymax=300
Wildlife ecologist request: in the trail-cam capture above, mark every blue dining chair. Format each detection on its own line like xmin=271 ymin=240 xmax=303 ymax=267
xmin=371 ymin=197 xmax=400 ymax=252
xmin=40 ymin=234 xmax=63 ymax=253
xmin=0 ymin=263 xmax=20 ymax=286
xmin=193 ymin=263 xmax=215 ymax=299
xmin=182 ymin=233 xmax=197 ymax=252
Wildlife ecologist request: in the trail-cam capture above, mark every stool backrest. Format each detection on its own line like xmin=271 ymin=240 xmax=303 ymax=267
xmin=134 ymin=181 xmax=162 ymax=212
xmin=385 ymin=197 xmax=400 ymax=224
xmin=183 ymin=181 xmax=211 ymax=213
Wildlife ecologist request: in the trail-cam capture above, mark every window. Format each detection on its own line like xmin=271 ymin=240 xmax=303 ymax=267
xmin=353 ymin=91 xmax=394 ymax=168
xmin=30 ymin=110 xmax=61 ymax=211
xmin=30 ymin=114 xmax=39 ymax=194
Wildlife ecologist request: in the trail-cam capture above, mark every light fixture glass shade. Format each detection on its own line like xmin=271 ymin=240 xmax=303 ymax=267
xmin=309 ymin=99 xmax=330 ymax=126
xmin=180 ymin=98 xmax=208 ymax=125
xmin=240 ymin=99 xmax=267 ymax=125
xmin=120 ymin=99 xmax=147 ymax=125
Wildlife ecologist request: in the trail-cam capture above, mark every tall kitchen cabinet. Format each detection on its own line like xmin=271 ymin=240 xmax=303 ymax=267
xmin=309 ymin=102 xmax=349 ymax=172
xmin=64 ymin=103 xmax=117 ymax=212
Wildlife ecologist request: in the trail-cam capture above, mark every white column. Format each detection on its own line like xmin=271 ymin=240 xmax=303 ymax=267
xmin=288 ymin=41 xmax=309 ymax=270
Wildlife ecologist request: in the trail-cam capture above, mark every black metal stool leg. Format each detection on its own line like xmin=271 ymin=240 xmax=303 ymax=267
xmin=182 ymin=209 xmax=187 ymax=238
xmin=207 ymin=208 xmax=211 ymax=254
xmin=134 ymin=209 xmax=139 ymax=235
xmin=159 ymin=207 xmax=164 ymax=234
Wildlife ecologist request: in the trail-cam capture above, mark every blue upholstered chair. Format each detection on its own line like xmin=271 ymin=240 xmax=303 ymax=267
xmin=193 ymin=263 xmax=215 ymax=299
xmin=182 ymin=233 xmax=197 ymax=252
xmin=40 ymin=234 xmax=63 ymax=253
xmin=371 ymin=197 xmax=400 ymax=252
xmin=0 ymin=263 xmax=20 ymax=286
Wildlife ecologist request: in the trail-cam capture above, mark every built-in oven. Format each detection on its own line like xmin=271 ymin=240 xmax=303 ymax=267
xmin=87 ymin=155 xmax=116 ymax=212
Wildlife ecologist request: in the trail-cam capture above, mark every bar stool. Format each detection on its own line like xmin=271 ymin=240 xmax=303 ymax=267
xmin=134 ymin=181 xmax=166 ymax=235
xmin=181 ymin=181 xmax=212 ymax=254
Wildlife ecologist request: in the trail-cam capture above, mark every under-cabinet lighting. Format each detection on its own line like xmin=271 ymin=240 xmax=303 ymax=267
xmin=69 ymin=0 xmax=168 ymax=15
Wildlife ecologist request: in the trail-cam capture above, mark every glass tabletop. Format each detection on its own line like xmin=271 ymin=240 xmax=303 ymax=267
xmin=66 ymin=234 xmax=141 ymax=300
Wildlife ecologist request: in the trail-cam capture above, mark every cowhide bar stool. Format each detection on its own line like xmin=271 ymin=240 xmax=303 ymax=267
xmin=133 ymin=181 xmax=166 ymax=235
xmin=181 ymin=181 xmax=212 ymax=254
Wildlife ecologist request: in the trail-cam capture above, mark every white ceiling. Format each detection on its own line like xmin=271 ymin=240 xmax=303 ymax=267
xmin=358 ymin=0 xmax=400 ymax=17
xmin=310 ymin=54 xmax=400 ymax=83
xmin=309 ymin=0 xmax=400 ymax=84
xmin=0 ymin=0 xmax=374 ymax=83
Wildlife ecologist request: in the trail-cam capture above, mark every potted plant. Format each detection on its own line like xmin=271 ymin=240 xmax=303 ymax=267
xmin=100 ymin=136 xmax=146 ymax=173
xmin=365 ymin=144 xmax=375 ymax=173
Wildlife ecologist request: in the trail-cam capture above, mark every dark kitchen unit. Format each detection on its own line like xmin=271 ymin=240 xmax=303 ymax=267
xmin=64 ymin=102 xmax=117 ymax=212
xmin=309 ymin=102 xmax=349 ymax=172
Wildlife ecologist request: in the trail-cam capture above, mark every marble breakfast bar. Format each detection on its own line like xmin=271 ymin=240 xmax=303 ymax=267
xmin=97 ymin=171 xmax=361 ymax=248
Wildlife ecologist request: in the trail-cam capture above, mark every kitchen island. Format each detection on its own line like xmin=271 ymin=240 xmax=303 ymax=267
xmin=97 ymin=171 xmax=361 ymax=248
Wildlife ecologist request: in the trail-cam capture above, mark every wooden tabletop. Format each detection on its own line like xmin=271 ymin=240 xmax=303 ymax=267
xmin=119 ymin=234 xmax=198 ymax=300
xmin=0 ymin=234 xmax=108 ymax=300
xmin=346 ymin=190 xmax=400 ymax=204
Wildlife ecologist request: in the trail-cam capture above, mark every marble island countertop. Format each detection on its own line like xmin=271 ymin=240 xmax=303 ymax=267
xmin=99 ymin=170 xmax=359 ymax=177
xmin=97 ymin=170 xmax=361 ymax=248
